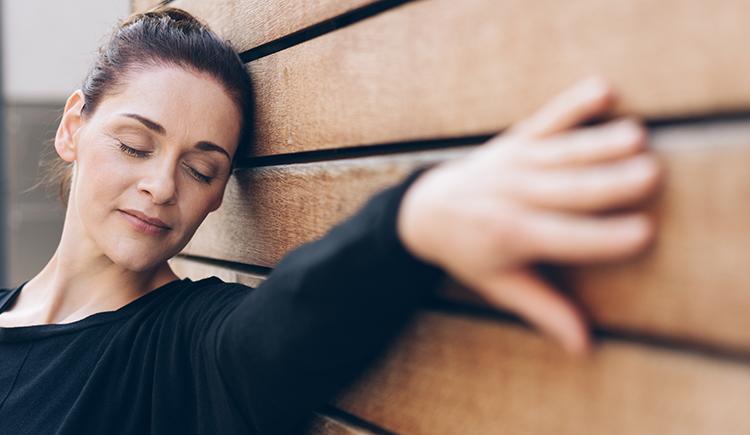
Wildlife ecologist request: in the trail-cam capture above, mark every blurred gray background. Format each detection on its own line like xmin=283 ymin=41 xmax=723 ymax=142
xmin=2 ymin=0 xmax=129 ymax=288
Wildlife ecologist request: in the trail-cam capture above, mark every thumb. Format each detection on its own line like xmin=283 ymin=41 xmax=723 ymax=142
xmin=474 ymin=267 xmax=591 ymax=355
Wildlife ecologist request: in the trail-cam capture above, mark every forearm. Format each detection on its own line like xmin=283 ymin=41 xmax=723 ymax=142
xmin=214 ymin=165 xmax=445 ymax=433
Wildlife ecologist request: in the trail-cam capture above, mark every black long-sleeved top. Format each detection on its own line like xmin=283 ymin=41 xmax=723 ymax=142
xmin=0 ymin=166 xmax=444 ymax=434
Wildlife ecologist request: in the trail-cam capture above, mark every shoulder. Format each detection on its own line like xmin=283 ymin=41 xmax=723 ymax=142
xmin=124 ymin=275 xmax=254 ymax=328
xmin=168 ymin=276 xmax=254 ymax=313
xmin=156 ymin=276 xmax=255 ymax=334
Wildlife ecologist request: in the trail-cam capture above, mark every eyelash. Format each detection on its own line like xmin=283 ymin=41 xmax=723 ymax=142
xmin=117 ymin=141 xmax=213 ymax=184
xmin=117 ymin=141 xmax=148 ymax=158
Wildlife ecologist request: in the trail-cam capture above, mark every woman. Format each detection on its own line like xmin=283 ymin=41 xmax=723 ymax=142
xmin=0 ymin=8 xmax=660 ymax=435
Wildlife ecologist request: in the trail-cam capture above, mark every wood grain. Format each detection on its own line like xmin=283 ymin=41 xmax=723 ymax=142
xmin=182 ymin=120 xmax=750 ymax=352
xmin=184 ymin=148 xmax=460 ymax=266
xmin=177 ymin=0 xmax=750 ymax=156
xmin=566 ymin=122 xmax=750 ymax=351
xmin=169 ymin=0 xmax=374 ymax=52
xmin=168 ymin=256 xmax=266 ymax=288
xmin=138 ymin=1 xmax=750 ymax=156
xmin=334 ymin=311 xmax=750 ymax=435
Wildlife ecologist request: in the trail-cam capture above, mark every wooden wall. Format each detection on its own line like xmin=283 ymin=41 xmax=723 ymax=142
xmin=135 ymin=1 xmax=750 ymax=433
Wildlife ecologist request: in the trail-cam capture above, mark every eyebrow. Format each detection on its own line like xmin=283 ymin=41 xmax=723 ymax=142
xmin=195 ymin=141 xmax=231 ymax=161
xmin=120 ymin=113 xmax=232 ymax=161
xmin=123 ymin=113 xmax=165 ymax=135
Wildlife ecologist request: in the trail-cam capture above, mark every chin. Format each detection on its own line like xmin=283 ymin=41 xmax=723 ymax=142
xmin=108 ymin=251 xmax=164 ymax=272
xmin=105 ymin=240 xmax=169 ymax=272
xmin=102 ymin=229 xmax=187 ymax=272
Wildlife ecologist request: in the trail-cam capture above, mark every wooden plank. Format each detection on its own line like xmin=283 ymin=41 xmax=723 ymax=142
xmin=138 ymin=1 xmax=750 ymax=156
xmin=170 ymin=0 xmax=373 ymax=51
xmin=564 ymin=122 xmax=750 ymax=351
xmin=184 ymin=148 xmax=461 ymax=266
xmin=183 ymin=120 xmax=750 ymax=352
xmin=172 ymin=0 xmax=750 ymax=156
xmin=169 ymin=256 xmax=265 ymax=288
xmin=335 ymin=311 xmax=750 ymax=435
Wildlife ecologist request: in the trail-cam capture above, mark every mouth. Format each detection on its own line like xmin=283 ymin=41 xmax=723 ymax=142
xmin=118 ymin=209 xmax=172 ymax=236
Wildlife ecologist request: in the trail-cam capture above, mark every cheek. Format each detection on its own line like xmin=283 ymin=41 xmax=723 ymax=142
xmin=76 ymin=154 xmax=135 ymax=215
xmin=172 ymin=188 xmax=224 ymax=246
xmin=180 ymin=190 xmax=219 ymax=228
xmin=76 ymin=148 xmax=133 ymax=207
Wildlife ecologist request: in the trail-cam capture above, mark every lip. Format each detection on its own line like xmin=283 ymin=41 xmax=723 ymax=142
xmin=119 ymin=209 xmax=171 ymax=236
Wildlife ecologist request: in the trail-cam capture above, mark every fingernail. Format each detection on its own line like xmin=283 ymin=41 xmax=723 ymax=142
xmin=615 ymin=118 xmax=645 ymax=138
xmin=625 ymin=215 xmax=654 ymax=246
xmin=626 ymin=154 xmax=651 ymax=169
xmin=614 ymin=117 xmax=637 ymax=130
xmin=629 ymin=213 xmax=649 ymax=229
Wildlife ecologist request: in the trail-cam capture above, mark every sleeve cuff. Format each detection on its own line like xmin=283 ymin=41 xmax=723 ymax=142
xmin=370 ymin=164 xmax=445 ymax=287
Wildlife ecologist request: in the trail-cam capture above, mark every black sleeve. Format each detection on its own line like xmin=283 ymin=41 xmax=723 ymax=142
xmin=211 ymin=165 xmax=446 ymax=434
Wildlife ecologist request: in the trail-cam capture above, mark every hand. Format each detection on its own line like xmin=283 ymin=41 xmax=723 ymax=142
xmin=396 ymin=76 xmax=662 ymax=355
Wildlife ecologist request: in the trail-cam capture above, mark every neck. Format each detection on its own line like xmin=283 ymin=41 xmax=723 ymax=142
xmin=8 ymin=200 xmax=179 ymax=325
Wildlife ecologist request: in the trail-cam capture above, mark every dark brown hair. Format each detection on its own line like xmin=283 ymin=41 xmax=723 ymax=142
xmin=39 ymin=7 xmax=254 ymax=207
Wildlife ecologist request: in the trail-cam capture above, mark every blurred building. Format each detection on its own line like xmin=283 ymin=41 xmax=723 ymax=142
xmin=1 ymin=0 xmax=129 ymax=287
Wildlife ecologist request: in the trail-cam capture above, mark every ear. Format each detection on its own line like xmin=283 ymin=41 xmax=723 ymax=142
xmin=54 ymin=90 xmax=86 ymax=163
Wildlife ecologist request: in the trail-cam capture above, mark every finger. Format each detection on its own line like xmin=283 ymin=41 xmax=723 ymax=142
xmin=476 ymin=268 xmax=590 ymax=355
xmin=512 ymin=154 xmax=662 ymax=212
xmin=507 ymin=76 xmax=615 ymax=140
xmin=519 ymin=211 xmax=655 ymax=263
xmin=516 ymin=118 xmax=648 ymax=168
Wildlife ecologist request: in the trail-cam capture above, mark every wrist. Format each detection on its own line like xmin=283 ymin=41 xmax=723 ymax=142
xmin=396 ymin=168 xmax=443 ymax=268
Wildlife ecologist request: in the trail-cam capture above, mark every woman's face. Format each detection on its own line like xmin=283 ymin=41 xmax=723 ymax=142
xmin=58 ymin=66 xmax=242 ymax=271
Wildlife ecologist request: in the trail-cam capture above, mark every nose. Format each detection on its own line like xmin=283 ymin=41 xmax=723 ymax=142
xmin=137 ymin=160 xmax=178 ymax=205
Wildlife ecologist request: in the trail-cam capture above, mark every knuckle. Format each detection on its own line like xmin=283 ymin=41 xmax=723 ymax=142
xmin=615 ymin=117 xmax=648 ymax=152
xmin=617 ymin=214 xmax=655 ymax=255
xmin=631 ymin=155 xmax=663 ymax=195
xmin=628 ymin=216 xmax=656 ymax=252
xmin=628 ymin=126 xmax=649 ymax=152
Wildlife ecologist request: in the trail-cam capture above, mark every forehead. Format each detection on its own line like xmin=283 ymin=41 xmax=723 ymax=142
xmin=91 ymin=66 xmax=242 ymax=156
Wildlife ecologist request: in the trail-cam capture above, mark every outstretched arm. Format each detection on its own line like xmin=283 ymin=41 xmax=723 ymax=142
xmin=197 ymin=76 xmax=662 ymax=434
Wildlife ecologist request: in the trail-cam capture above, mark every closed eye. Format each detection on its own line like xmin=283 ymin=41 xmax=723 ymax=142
xmin=118 ymin=141 xmax=214 ymax=184
xmin=182 ymin=162 xmax=213 ymax=184
xmin=118 ymin=141 xmax=149 ymax=158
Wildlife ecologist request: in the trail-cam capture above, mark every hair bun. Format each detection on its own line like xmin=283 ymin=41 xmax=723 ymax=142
xmin=123 ymin=7 xmax=206 ymax=29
